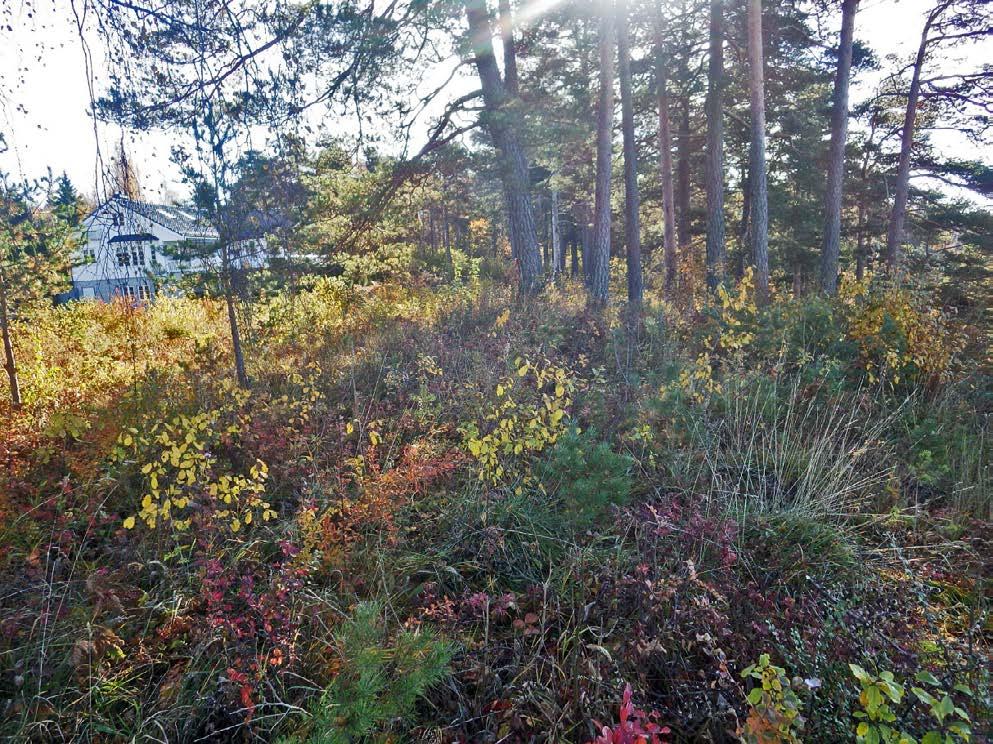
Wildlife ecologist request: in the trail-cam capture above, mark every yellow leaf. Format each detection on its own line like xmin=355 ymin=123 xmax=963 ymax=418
xmin=123 ymin=516 xmax=136 ymax=530
xmin=231 ymin=518 xmax=241 ymax=533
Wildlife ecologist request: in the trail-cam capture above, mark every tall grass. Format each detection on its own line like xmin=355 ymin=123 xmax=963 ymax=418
xmin=696 ymin=376 xmax=894 ymax=521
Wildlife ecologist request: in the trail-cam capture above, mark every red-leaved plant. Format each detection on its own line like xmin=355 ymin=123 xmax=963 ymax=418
xmin=591 ymin=684 xmax=671 ymax=744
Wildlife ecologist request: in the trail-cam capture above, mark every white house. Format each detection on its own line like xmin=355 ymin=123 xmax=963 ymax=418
xmin=66 ymin=194 xmax=266 ymax=302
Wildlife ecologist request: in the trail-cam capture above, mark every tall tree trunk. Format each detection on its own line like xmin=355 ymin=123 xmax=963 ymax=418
xmin=498 ymin=0 xmax=519 ymax=96
xmin=655 ymin=35 xmax=678 ymax=294
xmin=443 ymin=204 xmax=455 ymax=279
xmin=885 ymin=4 xmax=944 ymax=272
xmin=617 ymin=0 xmax=643 ymax=307
xmin=676 ymin=97 xmax=691 ymax=253
xmin=590 ymin=3 xmax=615 ymax=306
xmin=580 ymin=200 xmax=593 ymax=286
xmin=429 ymin=207 xmax=438 ymax=255
xmin=551 ymin=188 xmax=561 ymax=280
xmin=855 ymin=201 xmax=867 ymax=280
xmin=464 ymin=0 xmax=543 ymax=292
xmin=819 ymin=0 xmax=859 ymax=294
xmin=746 ymin=0 xmax=769 ymax=303
xmin=221 ymin=246 xmax=249 ymax=389
xmin=737 ymin=161 xmax=751 ymax=280
xmin=704 ymin=0 xmax=726 ymax=291
xmin=0 ymin=270 xmax=22 ymax=409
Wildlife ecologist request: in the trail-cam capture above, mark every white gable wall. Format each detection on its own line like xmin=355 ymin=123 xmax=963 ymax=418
xmin=73 ymin=201 xmax=212 ymax=297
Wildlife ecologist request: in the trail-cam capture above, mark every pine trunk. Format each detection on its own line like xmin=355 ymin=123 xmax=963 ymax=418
xmin=885 ymin=6 xmax=941 ymax=272
xmin=590 ymin=4 xmax=615 ymax=306
xmin=704 ymin=0 xmax=726 ymax=291
xmin=222 ymin=246 xmax=249 ymax=389
xmin=617 ymin=1 xmax=643 ymax=306
xmin=746 ymin=0 xmax=769 ymax=303
xmin=676 ymin=97 xmax=691 ymax=253
xmin=0 ymin=270 xmax=22 ymax=409
xmin=551 ymin=189 xmax=561 ymax=280
xmin=498 ymin=0 xmax=519 ymax=96
xmin=819 ymin=0 xmax=859 ymax=294
xmin=656 ymin=36 xmax=678 ymax=294
xmin=464 ymin=0 xmax=543 ymax=293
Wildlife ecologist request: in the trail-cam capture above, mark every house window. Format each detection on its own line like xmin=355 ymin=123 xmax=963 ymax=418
xmin=115 ymin=242 xmax=145 ymax=267
xmin=112 ymin=213 xmax=123 ymax=227
xmin=138 ymin=284 xmax=152 ymax=301
xmin=82 ymin=243 xmax=96 ymax=262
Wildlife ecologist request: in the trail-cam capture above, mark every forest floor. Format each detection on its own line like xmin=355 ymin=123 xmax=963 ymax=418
xmin=0 ymin=267 xmax=990 ymax=742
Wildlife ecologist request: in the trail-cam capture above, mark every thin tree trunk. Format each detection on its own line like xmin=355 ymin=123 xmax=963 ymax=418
xmin=855 ymin=201 xmax=867 ymax=280
xmin=581 ymin=203 xmax=593 ymax=286
xmin=443 ymin=205 xmax=454 ymax=279
xmin=617 ymin=0 xmax=643 ymax=307
xmin=0 ymin=270 xmax=22 ymax=409
xmin=746 ymin=0 xmax=769 ymax=303
xmin=885 ymin=3 xmax=946 ymax=272
xmin=738 ymin=161 xmax=751 ymax=281
xmin=819 ymin=0 xmax=859 ymax=294
xmin=656 ymin=33 xmax=678 ymax=294
xmin=221 ymin=246 xmax=249 ymax=389
xmin=550 ymin=188 xmax=561 ymax=280
xmin=498 ymin=0 xmax=519 ymax=96
xmin=676 ymin=97 xmax=691 ymax=253
xmin=704 ymin=0 xmax=726 ymax=291
xmin=590 ymin=3 xmax=615 ymax=306
xmin=464 ymin=0 xmax=542 ymax=292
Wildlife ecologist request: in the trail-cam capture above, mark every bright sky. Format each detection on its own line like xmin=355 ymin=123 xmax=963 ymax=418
xmin=0 ymin=0 xmax=989 ymax=205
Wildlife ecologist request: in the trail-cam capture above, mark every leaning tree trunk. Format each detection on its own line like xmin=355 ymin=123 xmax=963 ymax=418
xmin=590 ymin=2 xmax=616 ymax=307
xmin=655 ymin=35 xmax=678 ymax=294
xmin=746 ymin=0 xmax=769 ymax=303
xmin=0 ymin=270 xmax=22 ymax=409
xmin=464 ymin=0 xmax=543 ymax=293
xmin=704 ymin=0 xmax=726 ymax=292
xmin=819 ymin=0 xmax=859 ymax=294
xmin=885 ymin=5 xmax=942 ymax=273
xmin=617 ymin=0 xmax=643 ymax=307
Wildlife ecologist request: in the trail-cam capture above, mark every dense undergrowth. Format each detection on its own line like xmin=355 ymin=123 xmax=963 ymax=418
xmin=0 ymin=264 xmax=990 ymax=742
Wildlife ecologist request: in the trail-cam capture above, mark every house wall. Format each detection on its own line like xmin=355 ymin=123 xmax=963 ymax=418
xmin=67 ymin=200 xmax=269 ymax=303
xmin=71 ymin=201 xmax=210 ymax=301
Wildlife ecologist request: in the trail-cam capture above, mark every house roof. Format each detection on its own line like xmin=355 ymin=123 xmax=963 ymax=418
xmin=101 ymin=194 xmax=219 ymax=240
xmin=108 ymin=232 xmax=160 ymax=243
